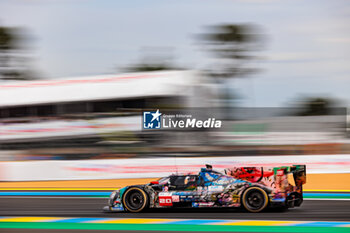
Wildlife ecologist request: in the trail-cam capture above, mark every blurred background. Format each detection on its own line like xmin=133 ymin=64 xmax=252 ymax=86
xmin=0 ymin=0 xmax=349 ymax=177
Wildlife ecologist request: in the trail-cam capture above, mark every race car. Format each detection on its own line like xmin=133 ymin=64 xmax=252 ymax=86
xmin=104 ymin=164 xmax=306 ymax=213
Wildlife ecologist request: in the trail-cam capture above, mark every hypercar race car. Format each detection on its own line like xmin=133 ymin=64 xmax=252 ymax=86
xmin=104 ymin=164 xmax=306 ymax=213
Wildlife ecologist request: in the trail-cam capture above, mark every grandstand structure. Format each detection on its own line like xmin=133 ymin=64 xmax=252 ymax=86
xmin=0 ymin=70 xmax=206 ymax=119
xmin=0 ymin=70 xmax=211 ymax=147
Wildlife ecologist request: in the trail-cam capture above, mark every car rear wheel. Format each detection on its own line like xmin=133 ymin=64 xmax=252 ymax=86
xmin=242 ymin=187 xmax=268 ymax=213
xmin=122 ymin=187 xmax=149 ymax=212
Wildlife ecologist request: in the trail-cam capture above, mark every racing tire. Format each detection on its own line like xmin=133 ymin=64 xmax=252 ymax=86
xmin=122 ymin=187 xmax=149 ymax=213
xmin=242 ymin=187 xmax=269 ymax=213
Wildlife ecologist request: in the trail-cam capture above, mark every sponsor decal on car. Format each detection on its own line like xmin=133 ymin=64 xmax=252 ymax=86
xmin=192 ymin=202 xmax=215 ymax=207
xmin=277 ymin=170 xmax=284 ymax=176
xmin=208 ymin=185 xmax=224 ymax=192
xmin=110 ymin=206 xmax=124 ymax=211
xmin=159 ymin=192 xmax=171 ymax=196
xmin=172 ymin=195 xmax=180 ymax=202
xmin=159 ymin=192 xmax=173 ymax=206
xmin=199 ymin=202 xmax=215 ymax=207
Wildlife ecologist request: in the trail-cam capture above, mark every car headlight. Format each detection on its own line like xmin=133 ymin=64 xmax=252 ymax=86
xmin=108 ymin=190 xmax=119 ymax=206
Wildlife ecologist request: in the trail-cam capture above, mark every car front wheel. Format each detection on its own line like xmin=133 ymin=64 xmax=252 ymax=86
xmin=122 ymin=187 xmax=149 ymax=213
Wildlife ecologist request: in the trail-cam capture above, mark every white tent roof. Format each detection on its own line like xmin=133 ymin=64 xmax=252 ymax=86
xmin=0 ymin=70 xmax=200 ymax=107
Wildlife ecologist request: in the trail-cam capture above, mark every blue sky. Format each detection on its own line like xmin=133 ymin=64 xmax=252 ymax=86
xmin=1 ymin=0 xmax=349 ymax=107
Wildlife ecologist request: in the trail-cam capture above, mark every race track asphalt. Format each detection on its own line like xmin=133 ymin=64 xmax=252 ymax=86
xmin=0 ymin=197 xmax=349 ymax=221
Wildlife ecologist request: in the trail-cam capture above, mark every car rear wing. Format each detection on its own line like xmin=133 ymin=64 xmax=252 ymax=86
xmin=225 ymin=165 xmax=306 ymax=188
xmin=279 ymin=165 xmax=306 ymax=186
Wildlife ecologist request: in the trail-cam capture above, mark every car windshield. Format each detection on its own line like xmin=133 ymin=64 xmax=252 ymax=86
xmin=217 ymin=174 xmax=234 ymax=184
xmin=157 ymin=177 xmax=170 ymax=185
xmin=201 ymin=170 xmax=234 ymax=185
